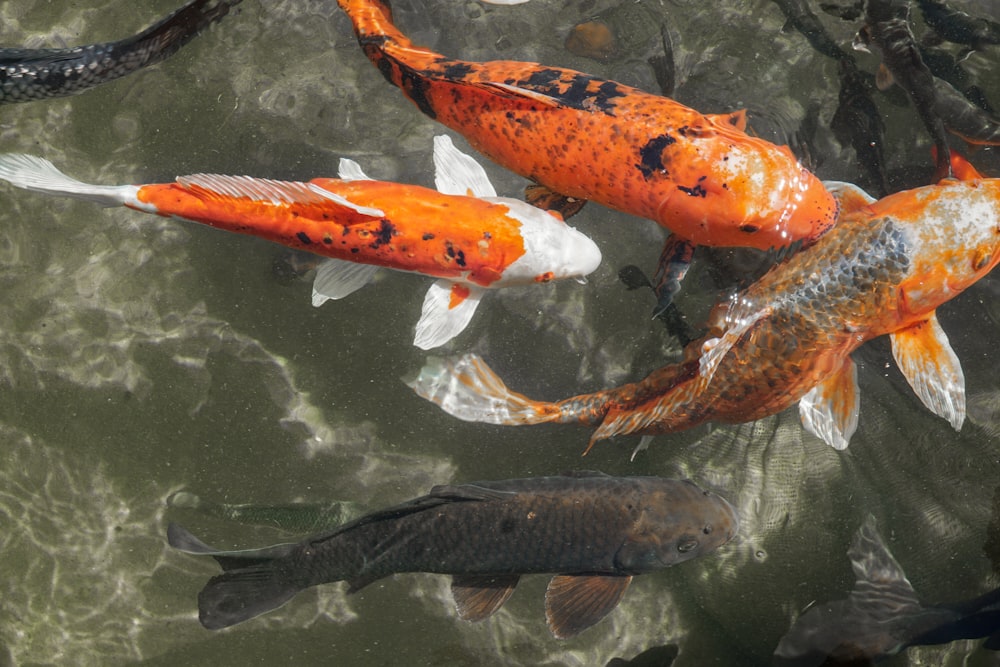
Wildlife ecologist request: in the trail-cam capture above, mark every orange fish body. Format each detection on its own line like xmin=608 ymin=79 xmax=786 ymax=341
xmin=0 ymin=137 xmax=601 ymax=349
xmin=337 ymin=0 xmax=838 ymax=250
xmin=411 ymin=163 xmax=1000 ymax=450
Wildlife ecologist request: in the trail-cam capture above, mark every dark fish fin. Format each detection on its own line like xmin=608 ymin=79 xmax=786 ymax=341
xmin=451 ymin=574 xmax=520 ymax=622
xmin=198 ymin=565 xmax=300 ymax=630
xmin=524 ymin=183 xmax=587 ymax=220
xmin=545 ymin=574 xmax=632 ymax=639
xmin=427 ymin=483 xmax=517 ymax=503
xmin=167 ymin=523 xmax=297 ymax=571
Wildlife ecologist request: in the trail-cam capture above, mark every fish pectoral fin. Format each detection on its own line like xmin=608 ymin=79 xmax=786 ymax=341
xmin=413 ymin=280 xmax=485 ymax=349
xmin=337 ymin=157 xmax=371 ymax=181
xmin=311 ymin=259 xmax=380 ymax=306
xmin=705 ymin=109 xmax=748 ymax=133
xmin=822 ymin=180 xmax=876 ymax=214
xmin=451 ymin=574 xmax=520 ymax=622
xmin=798 ymin=356 xmax=860 ymax=450
xmin=545 ymin=574 xmax=632 ymax=639
xmin=433 ymin=135 xmax=497 ymax=198
xmin=427 ymin=483 xmax=517 ymax=503
xmin=524 ymin=183 xmax=588 ymax=220
xmin=890 ymin=312 xmax=965 ymax=430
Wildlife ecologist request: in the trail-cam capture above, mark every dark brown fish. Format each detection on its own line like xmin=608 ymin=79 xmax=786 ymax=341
xmin=0 ymin=0 xmax=242 ymax=104
xmin=168 ymin=472 xmax=738 ymax=638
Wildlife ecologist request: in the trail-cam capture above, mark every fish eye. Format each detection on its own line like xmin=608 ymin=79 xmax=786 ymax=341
xmin=677 ymin=539 xmax=699 ymax=553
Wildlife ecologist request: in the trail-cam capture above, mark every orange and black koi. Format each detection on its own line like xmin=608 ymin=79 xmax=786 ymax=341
xmin=0 ymin=137 xmax=601 ymax=349
xmin=410 ymin=157 xmax=1000 ymax=451
xmin=336 ymin=0 xmax=838 ymax=254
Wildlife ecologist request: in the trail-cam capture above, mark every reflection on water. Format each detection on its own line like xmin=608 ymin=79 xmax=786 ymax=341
xmin=0 ymin=0 xmax=999 ymax=665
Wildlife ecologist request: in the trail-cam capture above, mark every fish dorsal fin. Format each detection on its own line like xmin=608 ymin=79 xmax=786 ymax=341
xmin=890 ymin=312 xmax=965 ymax=430
xmin=545 ymin=574 xmax=632 ymax=639
xmin=847 ymin=516 xmax=922 ymax=616
xmin=479 ymin=81 xmax=567 ymax=109
xmin=311 ymin=259 xmax=380 ymax=306
xmin=413 ymin=279 xmax=486 ymax=349
xmin=705 ymin=109 xmax=748 ymax=132
xmin=338 ymin=157 xmax=371 ymax=182
xmin=427 ymin=483 xmax=516 ymax=502
xmin=948 ymin=152 xmax=984 ymax=181
xmin=451 ymin=574 xmax=520 ymax=622
xmin=166 ymin=523 xmax=297 ymax=570
xmin=433 ymin=135 xmax=496 ymax=197
xmin=177 ymin=173 xmax=386 ymax=217
xmin=823 ymin=180 xmax=876 ymax=215
xmin=798 ymin=355 xmax=860 ymax=450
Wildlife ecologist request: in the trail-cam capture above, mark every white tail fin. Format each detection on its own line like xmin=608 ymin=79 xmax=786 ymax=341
xmin=407 ymin=353 xmax=557 ymax=424
xmin=0 ymin=153 xmax=140 ymax=208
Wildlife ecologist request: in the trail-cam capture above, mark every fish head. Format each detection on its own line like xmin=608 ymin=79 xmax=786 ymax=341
xmin=655 ymin=141 xmax=837 ymax=250
xmin=487 ymin=196 xmax=602 ymax=285
xmin=614 ymin=479 xmax=738 ymax=573
xmin=892 ymin=179 xmax=1000 ymax=315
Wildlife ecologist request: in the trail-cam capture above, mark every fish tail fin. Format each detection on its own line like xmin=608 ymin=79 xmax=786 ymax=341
xmin=118 ymin=0 xmax=244 ymax=69
xmin=0 ymin=153 xmax=138 ymax=207
xmin=407 ymin=353 xmax=578 ymax=426
xmin=167 ymin=523 xmax=305 ymax=629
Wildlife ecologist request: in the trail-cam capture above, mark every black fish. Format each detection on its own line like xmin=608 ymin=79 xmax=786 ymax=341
xmin=831 ymin=60 xmax=889 ymax=197
xmin=774 ymin=515 xmax=1000 ymax=665
xmin=169 ymin=472 xmax=738 ymax=638
xmin=0 ymin=0 xmax=242 ymax=104
xmin=916 ymin=0 xmax=1000 ymax=52
xmin=856 ymin=0 xmax=952 ymax=179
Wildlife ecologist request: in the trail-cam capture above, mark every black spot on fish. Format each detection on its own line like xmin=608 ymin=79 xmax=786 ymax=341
xmin=350 ymin=247 xmax=360 ymax=253
xmin=455 ymin=249 xmax=466 ymax=267
xmin=739 ymin=224 xmax=760 ymax=233
xmin=296 ymin=231 xmax=313 ymax=245
xmin=678 ymin=176 xmax=708 ymax=198
xmin=370 ymin=219 xmax=396 ymax=249
xmin=524 ymin=68 xmax=563 ymax=88
xmin=442 ymin=62 xmax=474 ymax=79
xmin=323 ymin=234 xmax=333 ymax=244
xmin=637 ymin=134 xmax=676 ymax=179
xmin=401 ymin=68 xmax=437 ymax=119
xmin=422 ymin=232 xmax=435 ymax=241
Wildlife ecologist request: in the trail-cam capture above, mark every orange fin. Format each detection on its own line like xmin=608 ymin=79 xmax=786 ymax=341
xmin=414 ymin=280 xmax=485 ymax=350
xmin=524 ymin=183 xmax=587 ymax=220
xmin=799 ymin=355 xmax=860 ymax=450
xmin=705 ymin=109 xmax=748 ymax=132
xmin=875 ymin=63 xmax=895 ymax=91
xmin=451 ymin=574 xmax=520 ymax=622
xmin=545 ymin=574 xmax=632 ymax=639
xmin=946 ymin=151 xmax=984 ymax=181
xmin=889 ymin=312 xmax=965 ymax=430
xmin=822 ymin=180 xmax=875 ymax=215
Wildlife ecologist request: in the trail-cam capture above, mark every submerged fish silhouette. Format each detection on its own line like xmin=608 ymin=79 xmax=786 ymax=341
xmin=168 ymin=472 xmax=738 ymax=638
xmin=167 ymin=491 xmax=364 ymax=534
xmin=0 ymin=0 xmax=242 ymax=104
xmin=0 ymin=136 xmax=600 ymax=349
xmin=410 ymin=156 xmax=1000 ymax=451
xmin=774 ymin=515 xmax=1000 ymax=665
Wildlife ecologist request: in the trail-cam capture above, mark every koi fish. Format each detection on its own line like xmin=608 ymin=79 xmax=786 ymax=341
xmin=774 ymin=515 xmax=1000 ymax=664
xmin=0 ymin=0 xmax=242 ymax=104
xmin=409 ymin=156 xmax=1000 ymax=451
xmin=0 ymin=136 xmax=600 ymax=349
xmin=916 ymin=0 xmax=1000 ymax=52
xmin=168 ymin=471 xmax=738 ymax=637
xmin=336 ymin=0 xmax=838 ymax=307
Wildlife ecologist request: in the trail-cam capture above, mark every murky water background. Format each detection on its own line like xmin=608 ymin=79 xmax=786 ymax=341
xmin=1 ymin=0 xmax=1000 ymax=665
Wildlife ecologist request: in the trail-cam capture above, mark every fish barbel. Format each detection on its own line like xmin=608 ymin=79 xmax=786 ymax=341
xmin=410 ymin=156 xmax=1000 ymax=450
xmin=335 ymin=0 xmax=838 ymax=252
xmin=169 ymin=472 xmax=738 ymax=638
xmin=0 ymin=0 xmax=242 ymax=104
xmin=0 ymin=136 xmax=600 ymax=349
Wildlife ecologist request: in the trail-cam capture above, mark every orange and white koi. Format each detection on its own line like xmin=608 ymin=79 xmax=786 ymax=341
xmin=410 ymin=158 xmax=1000 ymax=451
xmin=0 ymin=136 xmax=600 ymax=349
xmin=336 ymin=0 xmax=838 ymax=252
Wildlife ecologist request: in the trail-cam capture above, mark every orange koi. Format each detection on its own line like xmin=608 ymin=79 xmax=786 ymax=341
xmin=410 ymin=158 xmax=1000 ymax=451
xmin=0 ymin=136 xmax=600 ymax=349
xmin=336 ymin=0 xmax=838 ymax=252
